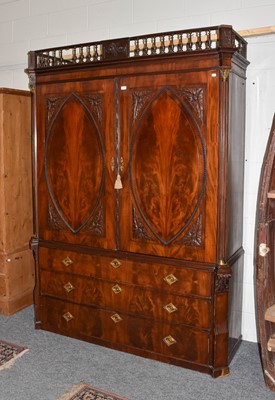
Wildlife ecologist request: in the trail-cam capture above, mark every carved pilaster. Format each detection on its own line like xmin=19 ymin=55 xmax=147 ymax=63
xmin=28 ymin=72 xmax=36 ymax=93
xmin=215 ymin=262 xmax=232 ymax=293
xmin=220 ymin=68 xmax=231 ymax=82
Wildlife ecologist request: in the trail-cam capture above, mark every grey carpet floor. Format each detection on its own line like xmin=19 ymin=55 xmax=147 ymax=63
xmin=0 ymin=306 xmax=274 ymax=400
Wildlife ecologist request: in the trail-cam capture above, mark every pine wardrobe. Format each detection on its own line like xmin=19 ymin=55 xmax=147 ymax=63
xmin=26 ymin=25 xmax=249 ymax=377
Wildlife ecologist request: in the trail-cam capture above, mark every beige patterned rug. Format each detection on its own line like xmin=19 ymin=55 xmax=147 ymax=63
xmin=0 ymin=339 xmax=28 ymax=371
xmin=58 ymin=382 xmax=128 ymax=400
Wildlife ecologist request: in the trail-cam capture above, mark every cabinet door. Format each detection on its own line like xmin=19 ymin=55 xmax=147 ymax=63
xmin=118 ymin=71 xmax=219 ymax=262
xmin=35 ymin=79 xmax=116 ymax=249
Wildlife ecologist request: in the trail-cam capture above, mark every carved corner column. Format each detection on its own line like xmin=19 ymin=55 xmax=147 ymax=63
xmin=29 ymin=236 xmax=42 ymax=329
xmin=28 ymin=67 xmax=41 ymax=328
xmin=212 ymin=260 xmax=232 ymax=377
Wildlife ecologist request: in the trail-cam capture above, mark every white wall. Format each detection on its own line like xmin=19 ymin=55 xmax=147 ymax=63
xmin=0 ymin=0 xmax=275 ymax=342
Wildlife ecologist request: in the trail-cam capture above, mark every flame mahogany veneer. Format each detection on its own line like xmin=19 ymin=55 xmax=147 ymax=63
xmin=26 ymin=25 xmax=249 ymax=377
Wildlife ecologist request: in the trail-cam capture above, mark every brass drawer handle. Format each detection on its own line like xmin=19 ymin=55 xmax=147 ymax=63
xmin=63 ymin=282 xmax=75 ymax=293
xmin=62 ymin=312 xmax=74 ymax=322
xmin=112 ymin=284 xmax=122 ymax=294
xmin=111 ymin=313 xmax=122 ymax=323
xmin=163 ymin=303 xmax=178 ymax=314
xmin=163 ymin=274 xmax=178 ymax=285
xmin=62 ymin=256 xmax=74 ymax=267
xmin=110 ymin=258 xmax=122 ymax=268
xmin=163 ymin=335 xmax=177 ymax=346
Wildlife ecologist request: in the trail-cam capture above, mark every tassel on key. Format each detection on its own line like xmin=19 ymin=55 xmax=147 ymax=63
xmin=114 ymin=174 xmax=123 ymax=189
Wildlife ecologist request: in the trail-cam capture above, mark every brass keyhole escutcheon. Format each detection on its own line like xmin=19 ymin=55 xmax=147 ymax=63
xmin=112 ymin=284 xmax=122 ymax=294
xmin=111 ymin=313 xmax=122 ymax=323
xmin=63 ymin=282 xmax=75 ymax=293
xmin=62 ymin=256 xmax=74 ymax=267
xmin=163 ymin=303 xmax=178 ymax=314
xmin=163 ymin=274 xmax=178 ymax=285
xmin=62 ymin=312 xmax=74 ymax=322
xmin=110 ymin=259 xmax=122 ymax=268
xmin=163 ymin=335 xmax=177 ymax=347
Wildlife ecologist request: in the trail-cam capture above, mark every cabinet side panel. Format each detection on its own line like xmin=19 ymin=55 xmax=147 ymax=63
xmin=226 ymin=67 xmax=246 ymax=258
xmin=228 ymin=254 xmax=244 ymax=358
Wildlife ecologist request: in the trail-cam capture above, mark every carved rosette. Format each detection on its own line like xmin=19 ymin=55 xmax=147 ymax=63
xmin=176 ymin=214 xmax=203 ymax=247
xmin=131 ymin=89 xmax=155 ymax=124
xmin=48 ymin=201 xmax=68 ymax=231
xmin=82 ymin=93 xmax=103 ymax=128
xmin=82 ymin=205 xmax=105 ymax=236
xmin=46 ymin=96 xmax=65 ymax=126
xmin=178 ymin=87 xmax=204 ymax=123
xmin=48 ymin=200 xmax=105 ymax=237
xmin=132 ymin=206 xmax=153 ymax=241
xmin=47 ymin=93 xmax=103 ymax=129
xmin=103 ymin=39 xmax=129 ymax=59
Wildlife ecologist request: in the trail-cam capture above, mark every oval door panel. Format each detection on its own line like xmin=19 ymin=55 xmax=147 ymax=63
xmin=130 ymin=87 xmax=206 ymax=245
xmin=45 ymin=93 xmax=104 ymax=233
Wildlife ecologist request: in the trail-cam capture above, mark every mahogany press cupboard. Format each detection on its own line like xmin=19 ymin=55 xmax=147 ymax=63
xmin=26 ymin=25 xmax=249 ymax=377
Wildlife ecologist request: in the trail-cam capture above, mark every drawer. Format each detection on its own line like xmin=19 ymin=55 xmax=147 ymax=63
xmin=39 ymin=297 xmax=210 ymax=366
xmin=39 ymin=247 xmax=212 ymax=297
xmin=40 ymin=270 xmax=211 ymax=328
